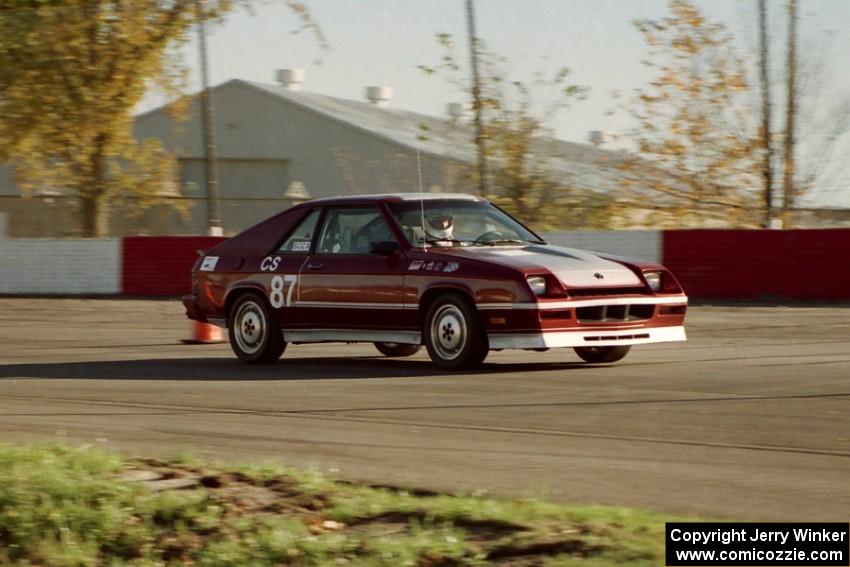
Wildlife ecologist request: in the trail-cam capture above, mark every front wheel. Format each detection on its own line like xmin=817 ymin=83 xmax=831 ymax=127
xmin=228 ymin=293 xmax=286 ymax=364
xmin=374 ymin=342 xmax=422 ymax=357
xmin=424 ymin=294 xmax=488 ymax=370
xmin=573 ymin=345 xmax=631 ymax=364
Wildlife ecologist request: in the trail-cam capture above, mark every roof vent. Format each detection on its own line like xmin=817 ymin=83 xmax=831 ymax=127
xmin=365 ymin=86 xmax=393 ymax=108
xmin=277 ymin=68 xmax=305 ymax=91
xmin=447 ymin=102 xmax=465 ymax=119
xmin=284 ymin=181 xmax=310 ymax=201
xmin=588 ymin=130 xmax=617 ymax=147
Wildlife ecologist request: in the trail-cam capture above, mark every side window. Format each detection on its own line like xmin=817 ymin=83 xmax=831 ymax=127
xmin=316 ymin=207 xmax=395 ymax=255
xmin=276 ymin=209 xmax=321 ymax=253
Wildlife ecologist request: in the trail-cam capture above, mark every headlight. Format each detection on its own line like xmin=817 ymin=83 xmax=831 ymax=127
xmin=527 ymin=276 xmax=547 ymax=297
xmin=644 ymin=271 xmax=662 ymax=292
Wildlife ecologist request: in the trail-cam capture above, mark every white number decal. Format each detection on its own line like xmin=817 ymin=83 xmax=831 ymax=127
xmin=269 ymin=274 xmax=298 ymax=309
xmin=269 ymin=276 xmax=285 ymax=308
xmin=284 ymin=274 xmax=297 ymax=307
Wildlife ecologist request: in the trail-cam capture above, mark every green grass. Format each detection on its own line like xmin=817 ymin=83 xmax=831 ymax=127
xmin=0 ymin=444 xmax=686 ymax=566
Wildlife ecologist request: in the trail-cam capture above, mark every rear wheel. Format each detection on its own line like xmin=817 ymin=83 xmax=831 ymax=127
xmin=573 ymin=345 xmax=631 ymax=363
xmin=374 ymin=342 xmax=422 ymax=357
xmin=228 ymin=293 xmax=285 ymax=364
xmin=424 ymin=293 xmax=488 ymax=370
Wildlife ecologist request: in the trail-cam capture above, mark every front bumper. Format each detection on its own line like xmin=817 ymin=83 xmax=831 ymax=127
xmin=488 ymin=325 xmax=687 ymax=349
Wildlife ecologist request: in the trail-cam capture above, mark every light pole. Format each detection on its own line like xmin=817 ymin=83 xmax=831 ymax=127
xmin=466 ymin=0 xmax=489 ymax=197
xmin=781 ymin=0 xmax=797 ymax=229
xmin=197 ymin=2 xmax=222 ymax=236
xmin=757 ymin=0 xmax=774 ymax=229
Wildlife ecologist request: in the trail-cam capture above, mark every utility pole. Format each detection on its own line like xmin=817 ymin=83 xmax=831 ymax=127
xmin=781 ymin=0 xmax=798 ymax=229
xmin=757 ymin=0 xmax=774 ymax=228
xmin=465 ymin=0 xmax=489 ymax=197
xmin=197 ymin=1 xmax=222 ymax=236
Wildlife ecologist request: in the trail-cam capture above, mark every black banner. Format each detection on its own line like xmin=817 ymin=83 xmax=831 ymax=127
xmin=666 ymin=523 xmax=849 ymax=566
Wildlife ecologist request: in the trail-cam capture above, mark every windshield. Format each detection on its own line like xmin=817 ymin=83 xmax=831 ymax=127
xmin=386 ymin=199 xmax=544 ymax=247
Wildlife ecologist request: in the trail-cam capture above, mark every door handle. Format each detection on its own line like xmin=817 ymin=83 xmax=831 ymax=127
xmin=307 ymin=262 xmax=324 ymax=270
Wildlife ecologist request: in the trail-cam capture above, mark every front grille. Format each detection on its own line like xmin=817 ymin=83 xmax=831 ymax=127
xmin=584 ymin=333 xmax=650 ymax=342
xmin=567 ymin=286 xmax=648 ymax=298
xmin=576 ymin=304 xmax=655 ymax=322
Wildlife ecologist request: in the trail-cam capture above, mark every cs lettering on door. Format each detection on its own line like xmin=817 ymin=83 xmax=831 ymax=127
xmin=260 ymin=256 xmax=281 ymax=272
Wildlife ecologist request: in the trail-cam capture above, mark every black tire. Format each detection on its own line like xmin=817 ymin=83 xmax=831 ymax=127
xmin=573 ymin=345 xmax=631 ymax=364
xmin=423 ymin=293 xmax=488 ymax=370
xmin=374 ymin=342 xmax=422 ymax=357
xmin=228 ymin=292 xmax=285 ymax=364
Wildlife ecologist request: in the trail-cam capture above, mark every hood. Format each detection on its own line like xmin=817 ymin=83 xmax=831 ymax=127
xmin=439 ymin=244 xmax=642 ymax=287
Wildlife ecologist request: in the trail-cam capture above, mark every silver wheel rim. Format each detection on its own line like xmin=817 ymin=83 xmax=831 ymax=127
xmin=430 ymin=304 xmax=467 ymax=361
xmin=234 ymin=301 xmax=266 ymax=355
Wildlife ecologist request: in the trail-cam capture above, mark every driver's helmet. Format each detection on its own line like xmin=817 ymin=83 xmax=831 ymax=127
xmin=427 ymin=213 xmax=454 ymax=240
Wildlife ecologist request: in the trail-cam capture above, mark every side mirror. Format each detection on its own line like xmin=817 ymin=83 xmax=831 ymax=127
xmin=370 ymin=240 xmax=401 ymax=256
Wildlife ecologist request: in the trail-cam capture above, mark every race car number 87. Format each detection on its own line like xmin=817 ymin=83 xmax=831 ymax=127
xmin=269 ymin=275 xmax=297 ymax=308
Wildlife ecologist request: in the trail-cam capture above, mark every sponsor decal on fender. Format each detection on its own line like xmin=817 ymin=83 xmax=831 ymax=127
xmin=409 ymin=260 xmax=461 ymax=273
xmin=200 ymin=256 xmax=219 ymax=271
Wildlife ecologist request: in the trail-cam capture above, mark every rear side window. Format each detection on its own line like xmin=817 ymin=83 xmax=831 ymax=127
xmin=276 ymin=209 xmax=321 ymax=253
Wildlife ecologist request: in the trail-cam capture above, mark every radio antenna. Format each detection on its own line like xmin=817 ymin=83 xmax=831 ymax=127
xmin=417 ymin=149 xmax=427 ymax=252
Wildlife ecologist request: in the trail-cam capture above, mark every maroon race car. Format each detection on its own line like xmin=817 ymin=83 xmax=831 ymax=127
xmin=184 ymin=194 xmax=687 ymax=369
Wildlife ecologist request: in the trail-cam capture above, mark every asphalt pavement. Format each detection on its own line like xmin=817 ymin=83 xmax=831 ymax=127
xmin=0 ymin=298 xmax=848 ymax=520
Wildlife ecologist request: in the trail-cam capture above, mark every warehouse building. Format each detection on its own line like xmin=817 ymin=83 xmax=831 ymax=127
xmin=133 ymin=69 xmax=632 ymax=236
xmin=0 ymin=70 xmax=708 ymax=236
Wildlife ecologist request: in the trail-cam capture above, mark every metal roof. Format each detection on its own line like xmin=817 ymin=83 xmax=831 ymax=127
xmin=134 ymin=79 xmax=641 ymax=194
xmin=241 ymin=80 xmax=631 ymax=188
xmin=245 ymin=80 xmax=477 ymax=161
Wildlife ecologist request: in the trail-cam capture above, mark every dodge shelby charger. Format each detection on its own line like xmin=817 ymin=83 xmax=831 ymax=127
xmin=183 ymin=193 xmax=687 ymax=369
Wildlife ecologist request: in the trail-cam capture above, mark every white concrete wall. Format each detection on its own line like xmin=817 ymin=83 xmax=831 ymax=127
xmin=0 ymin=239 xmax=121 ymax=294
xmin=543 ymin=231 xmax=662 ymax=264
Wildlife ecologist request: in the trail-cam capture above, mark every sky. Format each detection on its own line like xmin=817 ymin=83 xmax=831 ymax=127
xmin=163 ymin=0 xmax=850 ymax=206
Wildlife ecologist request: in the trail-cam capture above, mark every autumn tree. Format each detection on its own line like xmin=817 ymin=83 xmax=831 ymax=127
xmin=753 ymin=0 xmax=850 ymax=228
xmin=779 ymin=1 xmax=850 ymax=226
xmin=621 ymin=0 xmax=762 ymax=227
xmin=0 ymin=1 xmax=320 ymax=237
xmin=419 ymin=34 xmax=610 ymax=230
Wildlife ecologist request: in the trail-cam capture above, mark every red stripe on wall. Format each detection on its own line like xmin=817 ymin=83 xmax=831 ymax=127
xmin=122 ymin=237 xmax=226 ymax=296
xmin=663 ymin=229 xmax=850 ymax=300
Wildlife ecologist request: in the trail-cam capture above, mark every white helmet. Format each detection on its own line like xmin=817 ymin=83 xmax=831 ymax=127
xmin=427 ymin=213 xmax=454 ymax=240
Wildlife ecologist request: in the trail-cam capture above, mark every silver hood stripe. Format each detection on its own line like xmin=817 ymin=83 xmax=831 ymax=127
xmin=466 ymin=245 xmax=642 ymax=287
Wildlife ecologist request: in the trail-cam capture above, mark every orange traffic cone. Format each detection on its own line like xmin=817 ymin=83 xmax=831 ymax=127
xmin=181 ymin=321 xmax=226 ymax=344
